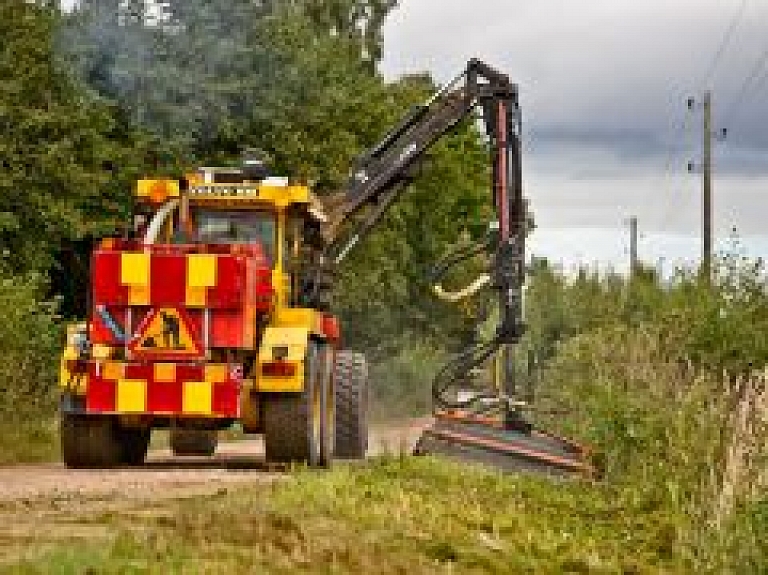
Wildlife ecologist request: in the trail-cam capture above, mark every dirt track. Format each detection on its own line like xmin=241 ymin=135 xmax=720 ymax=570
xmin=0 ymin=420 xmax=429 ymax=504
xmin=0 ymin=421 xmax=430 ymax=562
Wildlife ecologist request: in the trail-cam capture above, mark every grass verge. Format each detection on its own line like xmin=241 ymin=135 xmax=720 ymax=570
xmin=6 ymin=455 xmax=720 ymax=574
xmin=0 ymin=421 xmax=57 ymax=465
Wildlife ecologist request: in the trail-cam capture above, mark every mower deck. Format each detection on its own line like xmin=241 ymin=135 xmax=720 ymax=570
xmin=414 ymin=412 xmax=594 ymax=478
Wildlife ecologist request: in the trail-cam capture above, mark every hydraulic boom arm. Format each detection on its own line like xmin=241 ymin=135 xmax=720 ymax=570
xmin=323 ymin=59 xmax=526 ymax=347
xmin=317 ymin=60 xmax=594 ymax=475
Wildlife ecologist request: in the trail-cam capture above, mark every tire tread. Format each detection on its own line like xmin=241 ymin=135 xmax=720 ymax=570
xmin=334 ymin=351 xmax=368 ymax=459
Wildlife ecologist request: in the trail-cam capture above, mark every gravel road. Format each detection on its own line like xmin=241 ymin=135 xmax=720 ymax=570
xmin=0 ymin=420 xmax=430 ymax=504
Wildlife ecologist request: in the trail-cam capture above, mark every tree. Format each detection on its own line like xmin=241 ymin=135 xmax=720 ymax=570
xmin=64 ymin=0 xmax=399 ymax=165
xmin=299 ymin=0 xmax=398 ymax=66
xmin=0 ymin=2 xmax=139 ymax=274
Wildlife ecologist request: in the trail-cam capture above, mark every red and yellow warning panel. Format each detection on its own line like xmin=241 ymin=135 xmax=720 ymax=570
xmin=128 ymin=307 xmax=204 ymax=360
xmin=92 ymin=250 xmax=254 ymax=309
xmin=89 ymin=247 xmax=274 ymax=351
xmin=85 ymin=361 xmax=241 ymax=417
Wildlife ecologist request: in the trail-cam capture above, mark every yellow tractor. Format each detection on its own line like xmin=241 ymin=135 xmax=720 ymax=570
xmin=60 ymin=163 xmax=365 ymax=467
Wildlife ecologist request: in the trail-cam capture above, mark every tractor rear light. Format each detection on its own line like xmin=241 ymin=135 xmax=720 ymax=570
xmin=66 ymin=359 xmax=88 ymax=374
xmin=99 ymin=238 xmax=116 ymax=250
xmin=261 ymin=361 xmax=296 ymax=377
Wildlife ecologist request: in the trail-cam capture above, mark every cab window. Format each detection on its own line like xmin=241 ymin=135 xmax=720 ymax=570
xmin=194 ymin=209 xmax=276 ymax=265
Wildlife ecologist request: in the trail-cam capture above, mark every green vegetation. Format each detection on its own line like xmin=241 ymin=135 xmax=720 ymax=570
xmin=0 ymin=2 xmax=142 ymax=274
xmin=0 ymin=266 xmax=59 ymax=463
xmin=521 ymin=253 xmax=768 ymax=572
xmin=524 ymin=248 xmax=768 ymax=375
xmin=5 ymin=457 xmax=765 ymax=573
xmin=0 ymin=457 xmax=729 ymax=573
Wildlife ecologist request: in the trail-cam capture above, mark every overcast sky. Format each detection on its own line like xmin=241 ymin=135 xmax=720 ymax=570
xmin=381 ymin=0 xmax=768 ymax=270
xmin=60 ymin=0 xmax=768 ymax=269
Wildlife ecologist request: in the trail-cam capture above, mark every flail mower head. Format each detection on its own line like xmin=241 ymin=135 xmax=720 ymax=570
xmin=415 ymin=410 xmax=594 ymax=478
xmin=413 ymin=277 xmax=594 ymax=478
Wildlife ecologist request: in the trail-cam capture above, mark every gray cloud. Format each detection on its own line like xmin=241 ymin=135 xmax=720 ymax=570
xmin=381 ymin=0 xmax=768 ymax=237
xmin=382 ymin=0 xmax=768 ymax=144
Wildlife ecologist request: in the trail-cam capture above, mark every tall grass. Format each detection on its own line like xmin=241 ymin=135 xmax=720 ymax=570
xmin=0 ymin=268 xmax=60 ymax=463
xmin=526 ymin=254 xmax=768 ymax=571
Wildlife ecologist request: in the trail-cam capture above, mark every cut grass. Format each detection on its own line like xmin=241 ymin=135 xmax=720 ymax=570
xmin=7 ymin=455 xmax=715 ymax=574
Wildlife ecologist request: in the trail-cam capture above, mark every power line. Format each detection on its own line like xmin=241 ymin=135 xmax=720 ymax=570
xmin=730 ymin=52 xmax=768 ymax=119
xmin=657 ymin=109 xmax=695 ymax=232
xmin=657 ymin=1 xmax=747 ymax=233
xmin=746 ymin=63 xmax=768 ymax=101
xmin=699 ymin=0 xmax=748 ymax=89
xmin=721 ymin=40 xmax=768 ymax=124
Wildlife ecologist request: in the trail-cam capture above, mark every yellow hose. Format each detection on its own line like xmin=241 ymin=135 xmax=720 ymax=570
xmin=432 ymin=274 xmax=491 ymax=302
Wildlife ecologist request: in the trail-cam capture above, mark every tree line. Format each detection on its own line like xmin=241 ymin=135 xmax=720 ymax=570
xmin=1 ymin=0 xmax=492 ymax=358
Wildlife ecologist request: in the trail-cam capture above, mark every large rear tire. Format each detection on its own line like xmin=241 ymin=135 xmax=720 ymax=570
xmin=60 ymin=414 xmax=123 ymax=468
xmin=170 ymin=428 xmax=218 ymax=457
xmin=333 ymin=351 xmax=369 ymax=459
xmin=263 ymin=340 xmax=332 ymax=467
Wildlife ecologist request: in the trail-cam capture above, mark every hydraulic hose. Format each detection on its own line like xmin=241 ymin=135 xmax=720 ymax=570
xmin=431 ymin=336 xmax=504 ymax=410
xmin=143 ymin=199 xmax=179 ymax=245
xmin=426 ymin=233 xmax=508 ymax=411
xmin=433 ymin=274 xmax=490 ymax=302
xmin=427 ymin=236 xmax=491 ymax=286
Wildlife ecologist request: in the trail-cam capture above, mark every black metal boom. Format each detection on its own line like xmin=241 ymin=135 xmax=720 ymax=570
xmin=328 ymin=59 xmax=523 ymax=277
xmin=326 ymin=59 xmax=525 ymax=351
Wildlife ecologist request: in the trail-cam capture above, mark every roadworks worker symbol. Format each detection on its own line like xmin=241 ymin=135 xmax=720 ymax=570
xmin=129 ymin=307 xmax=203 ymax=359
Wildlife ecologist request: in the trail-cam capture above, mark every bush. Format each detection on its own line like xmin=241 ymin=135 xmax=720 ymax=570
xmin=528 ymin=255 xmax=768 ymax=572
xmin=0 ymin=268 xmax=60 ymax=462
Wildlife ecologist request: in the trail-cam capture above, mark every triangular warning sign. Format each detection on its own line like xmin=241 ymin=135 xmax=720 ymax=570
xmin=129 ymin=307 xmax=204 ymax=359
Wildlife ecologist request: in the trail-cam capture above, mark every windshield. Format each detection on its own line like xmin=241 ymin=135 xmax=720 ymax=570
xmin=195 ymin=209 xmax=276 ymax=264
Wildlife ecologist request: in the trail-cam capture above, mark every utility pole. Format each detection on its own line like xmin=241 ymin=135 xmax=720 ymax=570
xmin=702 ymin=91 xmax=713 ymax=278
xmin=629 ymin=216 xmax=638 ymax=277
xmin=688 ymin=91 xmax=725 ymax=281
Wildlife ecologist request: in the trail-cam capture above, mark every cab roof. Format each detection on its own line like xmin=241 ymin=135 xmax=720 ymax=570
xmin=135 ymin=168 xmax=328 ymax=222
